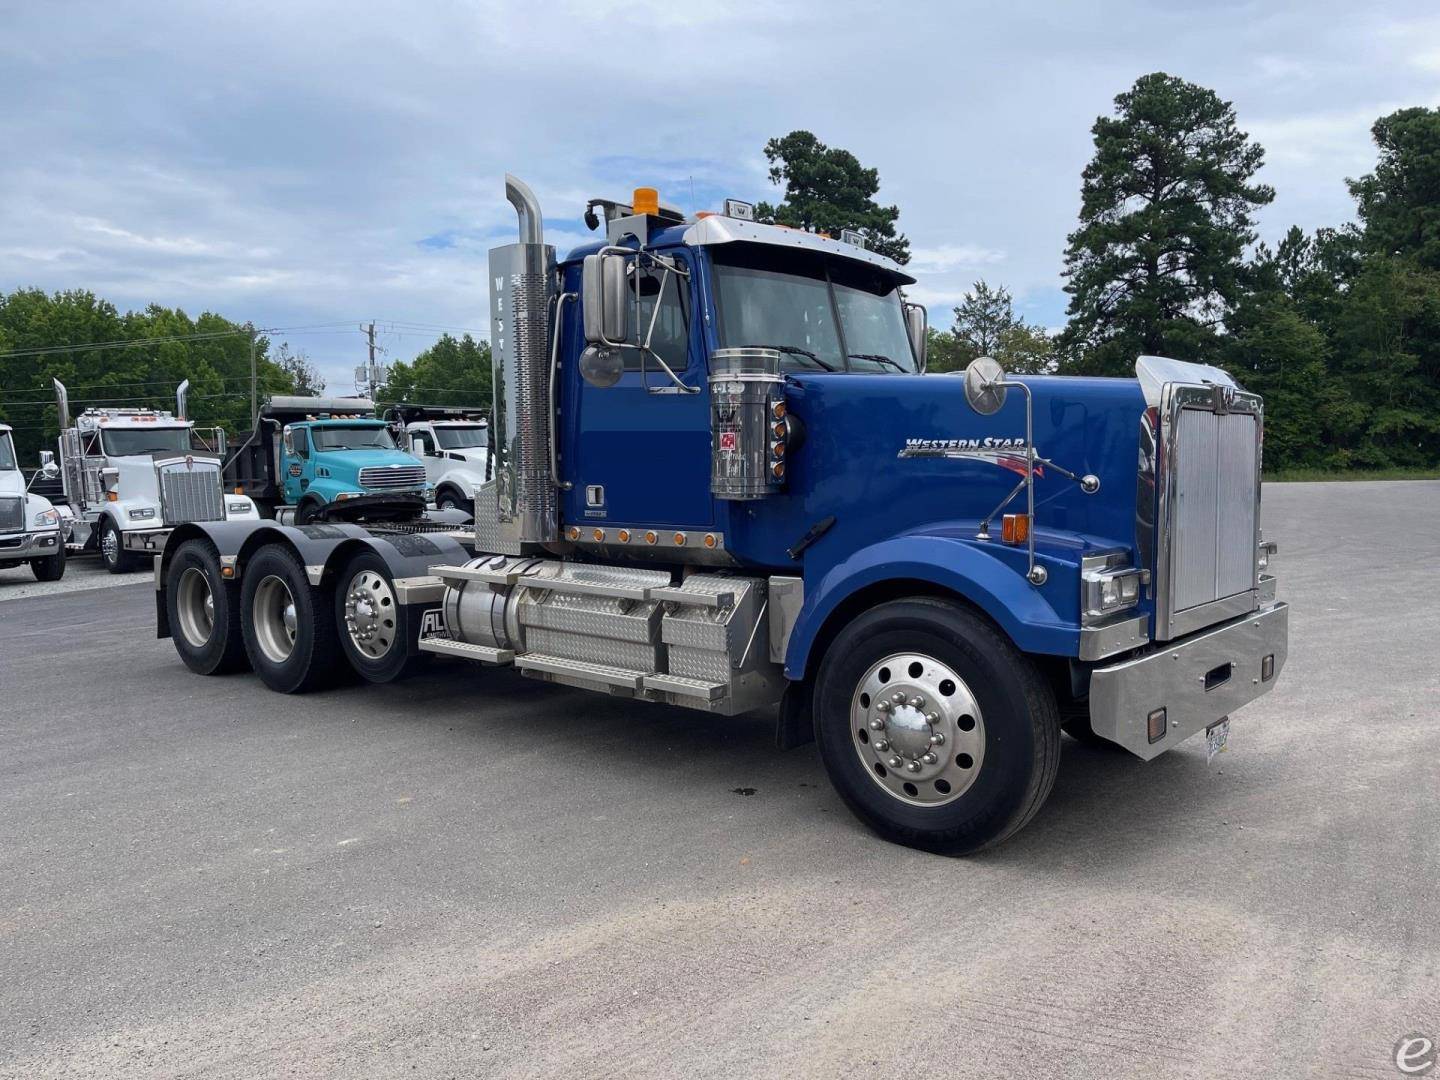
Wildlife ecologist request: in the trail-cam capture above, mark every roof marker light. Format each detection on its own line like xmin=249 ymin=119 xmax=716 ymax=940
xmin=723 ymin=198 xmax=755 ymax=221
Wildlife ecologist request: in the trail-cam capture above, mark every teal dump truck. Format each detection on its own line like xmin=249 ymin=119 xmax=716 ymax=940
xmin=224 ymin=397 xmax=431 ymax=523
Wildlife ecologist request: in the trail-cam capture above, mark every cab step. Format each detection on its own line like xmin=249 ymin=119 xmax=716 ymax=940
xmin=417 ymin=636 xmax=514 ymax=664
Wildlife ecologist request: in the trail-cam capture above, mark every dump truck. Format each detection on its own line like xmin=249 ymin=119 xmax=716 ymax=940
xmin=149 ymin=176 xmax=1288 ymax=854
xmin=223 ymin=396 xmax=434 ymax=524
xmin=48 ymin=380 xmax=260 ymax=572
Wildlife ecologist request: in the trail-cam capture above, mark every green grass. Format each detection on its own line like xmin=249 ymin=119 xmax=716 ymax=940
xmin=1264 ymin=467 xmax=1440 ymax=482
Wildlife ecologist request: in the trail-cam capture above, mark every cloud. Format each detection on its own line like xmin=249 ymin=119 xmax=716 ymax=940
xmin=2 ymin=0 xmax=1439 ymax=389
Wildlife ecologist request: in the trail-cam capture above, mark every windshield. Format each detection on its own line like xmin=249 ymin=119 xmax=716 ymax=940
xmin=311 ymin=425 xmax=397 ymax=451
xmin=0 ymin=433 xmax=15 ymax=471
xmin=711 ymin=244 xmax=917 ymax=373
xmin=102 ymin=427 xmax=192 ymax=456
xmin=434 ymin=425 xmax=489 ymax=450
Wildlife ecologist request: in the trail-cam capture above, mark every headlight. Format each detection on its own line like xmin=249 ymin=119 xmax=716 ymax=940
xmin=227 ymin=501 xmax=250 ymax=514
xmin=1081 ymin=551 xmax=1145 ymax=623
xmin=127 ymin=507 xmax=157 ymax=521
xmin=33 ymin=508 xmax=59 ymax=528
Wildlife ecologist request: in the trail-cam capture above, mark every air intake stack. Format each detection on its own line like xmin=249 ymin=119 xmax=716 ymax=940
xmin=483 ymin=174 xmax=559 ymax=554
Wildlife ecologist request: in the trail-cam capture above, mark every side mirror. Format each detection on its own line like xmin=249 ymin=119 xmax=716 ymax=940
xmin=963 ymin=356 xmax=1008 ymax=416
xmin=904 ymin=302 xmax=928 ymax=373
xmin=282 ymin=427 xmax=295 ymax=455
xmin=38 ymin=450 xmax=59 ymax=479
xmin=100 ymin=466 xmax=119 ymax=493
xmin=582 ymin=252 xmax=629 ymax=345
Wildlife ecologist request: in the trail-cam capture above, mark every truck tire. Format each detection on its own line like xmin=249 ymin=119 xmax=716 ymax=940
xmin=1060 ymin=702 xmax=1124 ymax=749
xmin=814 ymin=597 xmax=1060 ymax=855
xmin=167 ymin=540 xmax=247 ymax=675
xmin=294 ymin=498 xmax=324 ymax=526
xmin=333 ymin=551 xmax=427 ymax=683
xmin=30 ymin=545 xmax=66 ymax=582
xmin=435 ymin=486 xmax=464 ymax=512
xmin=240 ymin=544 xmax=341 ymax=693
xmin=99 ymin=517 xmax=141 ymax=574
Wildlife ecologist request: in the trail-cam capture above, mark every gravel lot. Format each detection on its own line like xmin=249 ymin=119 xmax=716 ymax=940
xmin=0 ymin=552 xmax=144 ymax=601
xmin=2 ymin=481 xmax=1437 ymax=1080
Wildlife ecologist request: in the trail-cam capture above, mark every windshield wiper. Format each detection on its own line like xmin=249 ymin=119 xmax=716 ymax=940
xmin=848 ymin=352 xmax=907 ymax=371
xmin=761 ymin=344 xmax=838 ymax=372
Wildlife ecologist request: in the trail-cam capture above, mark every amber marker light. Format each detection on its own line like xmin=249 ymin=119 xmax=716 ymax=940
xmin=617 ymin=529 xmax=631 ymax=543
xmin=703 ymin=534 xmax=717 ymax=549
xmin=772 ymin=462 xmax=785 ymax=478
xmin=673 ymin=532 xmax=687 ymax=546
xmin=567 ymin=526 xmax=581 ymax=541
xmin=645 ymin=531 xmax=658 ymax=545
xmin=1001 ymin=513 xmax=1030 ymax=545
xmin=592 ymin=528 xmax=605 ymax=542
xmin=772 ymin=400 xmax=786 ymax=419
xmin=632 ymin=187 xmax=659 ymax=215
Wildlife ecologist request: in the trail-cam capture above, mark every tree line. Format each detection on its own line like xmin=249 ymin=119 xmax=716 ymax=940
xmin=4 ymin=77 xmax=1437 ymax=474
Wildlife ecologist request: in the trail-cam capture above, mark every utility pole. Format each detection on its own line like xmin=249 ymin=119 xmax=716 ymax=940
xmin=356 ymin=321 xmax=387 ymax=400
xmin=248 ymin=325 xmax=258 ymax=424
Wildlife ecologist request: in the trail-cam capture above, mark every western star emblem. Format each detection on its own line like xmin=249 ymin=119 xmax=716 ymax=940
xmin=897 ymin=436 xmax=1043 ymax=479
xmin=184 ymin=455 xmax=194 ymax=470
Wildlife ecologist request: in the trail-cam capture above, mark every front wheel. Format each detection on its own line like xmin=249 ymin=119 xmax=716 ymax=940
xmin=98 ymin=517 xmax=141 ymax=574
xmin=814 ymin=598 xmax=1060 ymax=855
xmin=30 ymin=544 xmax=65 ymax=582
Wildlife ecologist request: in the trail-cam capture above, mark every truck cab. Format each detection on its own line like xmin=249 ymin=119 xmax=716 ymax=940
xmin=0 ymin=423 xmax=66 ymax=581
xmin=222 ymin=397 xmax=433 ymax=524
xmin=279 ymin=417 xmax=429 ymax=524
xmin=386 ymin=407 xmax=490 ymax=512
xmin=153 ymin=175 xmax=1289 ymax=856
xmin=50 ymin=379 xmax=260 ymax=572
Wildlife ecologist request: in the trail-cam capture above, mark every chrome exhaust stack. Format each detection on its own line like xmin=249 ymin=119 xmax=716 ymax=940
xmin=176 ymin=379 xmax=190 ymax=420
xmin=53 ymin=378 xmax=70 ymax=429
xmin=481 ymin=174 xmax=559 ymax=555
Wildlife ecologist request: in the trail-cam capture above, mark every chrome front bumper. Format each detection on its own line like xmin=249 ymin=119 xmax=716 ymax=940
xmin=0 ymin=529 xmax=62 ymax=556
xmin=1088 ymin=601 xmax=1289 ymax=760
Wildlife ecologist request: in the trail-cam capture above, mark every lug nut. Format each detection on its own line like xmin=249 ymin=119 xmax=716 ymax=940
xmin=931 ymin=731 xmax=945 ymax=746
xmin=926 ymin=711 xmax=938 ymax=723
xmin=906 ymin=760 xmax=922 ymax=773
xmin=873 ymin=739 xmax=889 ymax=752
xmin=876 ymin=700 xmax=892 ymax=714
xmin=892 ymin=692 xmax=907 ymax=705
xmin=908 ymin=696 xmax=924 ymax=709
xmin=887 ymin=756 xmax=902 ymax=769
xmin=869 ymin=719 xmax=885 ymax=731
xmin=921 ymin=752 xmax=938 ymax=765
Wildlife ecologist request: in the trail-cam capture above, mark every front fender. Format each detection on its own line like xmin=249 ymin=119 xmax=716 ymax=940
xmin=784 ymin=532 xmax=1080 ymax=679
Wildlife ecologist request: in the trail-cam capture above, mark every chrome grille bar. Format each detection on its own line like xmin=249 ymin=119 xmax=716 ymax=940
xmin=159 ymin=462 xmax=224 ymax=524
xmin=358 ymin=465 xmax=427 ymax=489
xmin=0 ymin=496 xmax=24 ymax=533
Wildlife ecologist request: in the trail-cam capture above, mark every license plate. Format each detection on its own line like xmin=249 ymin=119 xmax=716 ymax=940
xmin=1205 ymin=718 xmax=1230 ymax=763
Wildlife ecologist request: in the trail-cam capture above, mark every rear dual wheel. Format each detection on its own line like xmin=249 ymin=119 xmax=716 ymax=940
xmin=168 ymin=540 xmax=247 ymax=675
xmin=815 ymin=598 xmax=1060 ymax=855
xmin=334 ymin=551 xmax=426 ymax=684
xmin=240 ymin=545 xmax=341 ymax=693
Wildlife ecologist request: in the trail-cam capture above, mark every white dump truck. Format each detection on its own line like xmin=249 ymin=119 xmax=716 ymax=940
xmin=0 ymin=422 xmax=67 ymax=581
xmin=50 ymin=379 xmax=261 ymax=572
xmin=385 ymin=405 xmax=490 ymax=512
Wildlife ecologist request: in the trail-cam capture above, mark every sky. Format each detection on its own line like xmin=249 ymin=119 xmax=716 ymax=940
xmin=3 ymin=0 xmax=1439 ymax=392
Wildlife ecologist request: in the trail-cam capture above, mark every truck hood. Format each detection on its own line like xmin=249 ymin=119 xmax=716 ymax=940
xmin=441 ymin=448 xmax=489 ymax=465
xmin=0 ymin=470 xmax=23 ymax=497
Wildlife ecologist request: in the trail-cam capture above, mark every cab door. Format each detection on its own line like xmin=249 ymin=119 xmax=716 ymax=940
xmin=563 ymin=252 xmax=713 ymax=529
xmin=281 ymin=426 xmax=311 ymax=505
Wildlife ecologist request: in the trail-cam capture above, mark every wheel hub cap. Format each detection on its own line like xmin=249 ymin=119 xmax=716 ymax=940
xmin=343 ymin=570 xmax=396 ymax=659
xmin=851 ymin=652 xmax=985 ymax=806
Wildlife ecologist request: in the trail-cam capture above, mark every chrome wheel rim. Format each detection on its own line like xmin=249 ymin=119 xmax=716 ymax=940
xmin=850 ymin=652 xmax=985 ymax=806
xmin=176 ymin=567 xmax=215 ymax=647
xmin=101 ymin=528 xmax=118 ymax=564
xmin=343 ymin=568 xmax=397 ymax=660
xmin=253 ymin=575 xmax=298 ymax=664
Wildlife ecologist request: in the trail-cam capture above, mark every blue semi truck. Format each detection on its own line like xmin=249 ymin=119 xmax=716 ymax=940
xmin=150 ymin=176 xmax=1288 ymax=854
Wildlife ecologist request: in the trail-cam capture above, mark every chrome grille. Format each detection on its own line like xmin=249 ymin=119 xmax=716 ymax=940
xmin=0 ymin=496 xmax=24 ymax=533
xmin=358 ymin=465 xmax=426 ymax=489
xmin=159 ymin=462 xmax=224 ymax=524
xmin=1156 ymin=387 xmax=1262 ymax=639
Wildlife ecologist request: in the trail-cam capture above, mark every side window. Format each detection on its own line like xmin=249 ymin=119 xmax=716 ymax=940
xmin=293 ymin=428 xmax=310 ymax=460
xmin=625 ymin=260 xmax=690 ymax=373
